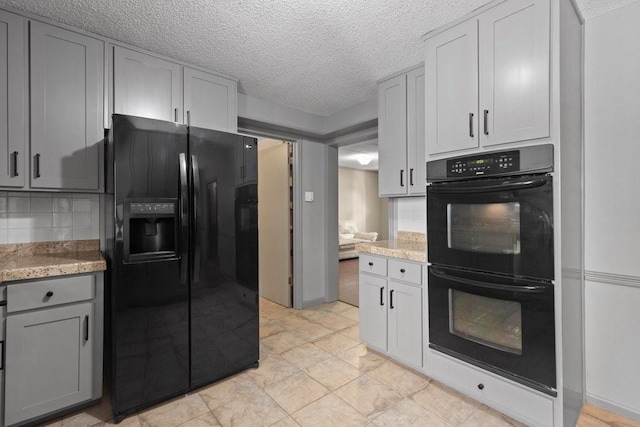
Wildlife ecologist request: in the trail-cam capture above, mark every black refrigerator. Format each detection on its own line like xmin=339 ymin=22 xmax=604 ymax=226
xmin=104 ymin=115 xmax=259 ymax=422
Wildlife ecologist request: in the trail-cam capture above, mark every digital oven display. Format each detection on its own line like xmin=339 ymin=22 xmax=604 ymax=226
xmin=447 ymin=151 xmax=520 ymax=178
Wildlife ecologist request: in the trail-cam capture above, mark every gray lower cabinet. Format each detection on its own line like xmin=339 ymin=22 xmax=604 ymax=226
xmin=29 ymin=21 xmax=103 ymax=190
xmin=3 ymin=273 xmax=103 ymax=426
xmin=359 ymin=254 xmax=423 ymax=369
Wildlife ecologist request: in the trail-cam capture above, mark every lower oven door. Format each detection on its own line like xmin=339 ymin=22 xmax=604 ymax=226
xmin=428 ymin=266 xmax=556 ymax=396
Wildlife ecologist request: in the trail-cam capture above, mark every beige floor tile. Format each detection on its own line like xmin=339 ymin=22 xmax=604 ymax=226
xmin=270 ymin=416 xmax=301 ymax=426
xmin=90 ymin=415 xmax=143 ymax=426
xmin=262 ymin=331 xmax=308 ymax=354
xmin=179 ymin=411 xmax=222 ymax=426
xmin=367 ymin=361 xmax=429 ymax=397
xmin=581 ymin=403 xmax=640 ymax=426
xmin=292 ymin=394 xmax=368 ymax=426
xmin=372 ymin=398 xmax=451 ymax=427
xmin=264 ymin=371 xmax=329 ymax=414
xmin=40 ymin=419 xmax=63 ymax=427
xmin=461 ymin=404 xmax=527 ymax=427
xmin=411 ymin=381 xmax=480 ymax=426
xmin=305 ymin=357 xmax=363 ymax=391
xmin=261 ymin=342 xmax=275 ymax=358
xmin=199 ymin=375 xmax=288 ymax=426
xmin=261 ymin=322 xmax=287 ymax=338
xmin=334 ymin=375 xmax=403 ymax=418
xmin=246 ymin=353 xmax=300 ymax=388
xmin=299 ymin=310 xmax=358 ymax=331
xmin=340 ymin=306 xmax=361 ymax=322
xmin=313 ymin=332 xmax=360 ymax=355
xmin=62 ymin=397 xmax=112 ymax=426
xmin=281 ymin=342 xmax=334 ymax=369
xmin=340 ymin=324 xmax=361 ymax=340
xmin=287 ymin=320 xmax=334 ymax=342
xmin=337 ymin=344 xmax=386 ymax=373
xmin=138 ymin=394 xmax=209 ymax=426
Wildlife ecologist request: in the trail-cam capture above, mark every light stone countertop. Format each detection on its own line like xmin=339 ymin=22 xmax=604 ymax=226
xmin=355 ymin=231 xmax=426 ymax=263
xmin=0 ymin=240 xmax=106 ymax=284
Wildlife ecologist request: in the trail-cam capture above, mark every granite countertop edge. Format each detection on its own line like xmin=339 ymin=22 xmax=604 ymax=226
xmin=355 ymin=239 xmax=427 ymax=263
xmin=0 ymin=240 xmax=107 ymax=284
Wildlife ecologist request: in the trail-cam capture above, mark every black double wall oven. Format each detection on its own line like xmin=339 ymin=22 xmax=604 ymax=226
xmin=426 ymin=144 xmax=557 ymax=396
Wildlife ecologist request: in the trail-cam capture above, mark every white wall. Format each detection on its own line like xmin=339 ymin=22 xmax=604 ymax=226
xmin=338 ymin=168 xmax=389 ymax=240
xmin=396 ymin=196 xmax=426 ymax=234
xmin=584 ymin=1 xmax=640 ymax=419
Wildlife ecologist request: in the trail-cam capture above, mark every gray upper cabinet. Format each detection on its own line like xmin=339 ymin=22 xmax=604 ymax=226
xmin=0 ymin=10 xmax=25 ymax=188
xmin=30 ymin=22 xmax=103 ymax=190
xmin=425 ymin=0 xmax=550 ymax=155
xmin=378 ymin=65 xmax=425 ymax=197
xmin=378 ymin=74 xmax=408 ymax=197
xmin=114 ymin=46 xmax=182 ymax=122
xmin=425 ymin=19 xmax=479 ymax=155
xmin=478 ymin=0 xmax=550 ymax=147
xmin=184 ymin=67 xmax=237 ymax=132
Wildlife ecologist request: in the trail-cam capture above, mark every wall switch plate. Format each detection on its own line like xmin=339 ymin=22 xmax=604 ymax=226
xmin=305 ymin=191 xmax=314 ymax=202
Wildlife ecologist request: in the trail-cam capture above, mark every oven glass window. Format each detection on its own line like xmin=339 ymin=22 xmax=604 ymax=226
xmin=447 ymin=203 xmax=521 ymax=254
xmin=449 ymin=290 xmax=522 ymax=354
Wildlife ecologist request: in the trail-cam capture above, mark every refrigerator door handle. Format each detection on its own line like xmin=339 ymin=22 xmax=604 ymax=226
xmin=179 ymin=153 xmax=189 ymax=285
xmin=191 ymin=155 xmax=201 ymax=283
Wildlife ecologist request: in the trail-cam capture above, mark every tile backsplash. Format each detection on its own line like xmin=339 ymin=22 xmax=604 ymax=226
xmin=396 ymin=196 xmax=426 ymax=234
xmin=0 ymin=192 xmax=99 ymax=244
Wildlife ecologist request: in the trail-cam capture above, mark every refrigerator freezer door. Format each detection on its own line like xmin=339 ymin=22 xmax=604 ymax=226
xmin=110 ymin=115 xmax=190 ymax=417
xmin=188 ymin=127 xmax=259 ymax=389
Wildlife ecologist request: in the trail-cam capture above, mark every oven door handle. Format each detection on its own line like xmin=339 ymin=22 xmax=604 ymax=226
xmin=430 ymin=268 xmax=550 ymax=293
xmin=428 ymin=178 xmax=547 ymax=194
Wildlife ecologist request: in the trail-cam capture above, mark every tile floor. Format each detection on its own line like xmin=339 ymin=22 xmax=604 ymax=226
xmin=43 ymin=298 xmax=638 ymax=427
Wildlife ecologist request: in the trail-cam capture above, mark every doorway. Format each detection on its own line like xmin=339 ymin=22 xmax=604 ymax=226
xmin=258 ymin=139 xmax=294 ymax=307
xmin=337 ymin=140 xmax=388 ymax=307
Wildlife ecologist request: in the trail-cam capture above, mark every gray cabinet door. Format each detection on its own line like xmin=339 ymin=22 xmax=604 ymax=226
xmin=184 ymin=67 xmax=237 ymax=132
xmin=359 ymin=273 xmax=387 ymax=352
xmin=387 ymin=280 xmax=422 ymax=368
xmin=30 ymin=22 xmax=103 ymax=190
xmin=114 ymin=46 xmax=182 ymax=122
xmin=407 ymin=66 xmax=425 ymax=196
xmin=0 ymin=10 xmax=25 ymax=188
xmin=5 ymin=302 xmax=94 ymax=426
xmin=425 ymin=19 xmax=479 ymax=155
xmin=378 ymin=74 xmax=408 ymax=196
xmin=479 ymin=0 xmax=550 ymax=146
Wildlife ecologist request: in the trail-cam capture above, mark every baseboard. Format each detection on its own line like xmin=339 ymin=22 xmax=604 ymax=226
xmin=301 ymin=296 xmax=327 ymax=309
xmin=586 ymin=393 xmax=640 ymax=422
xmin=584 ymin=271 xmax=640 ymax=288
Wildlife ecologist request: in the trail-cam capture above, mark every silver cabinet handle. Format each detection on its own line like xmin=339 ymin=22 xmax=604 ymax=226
xmin=400 ymin=170 xmax=405 ymax=187
xmin=469 ymin=113 xmax=474 ymax=138
xmin=409 ymin=169 xmax=414 ymax=186
xmin=12 ymin=151 xmax=18 ymax=177
xmin=174 ymin=108 xmax=179 ymax=123
xmin=187 ymin=110 xmax=191 ymax=126
xmin=484 ymin=110 xmax=489 ymax=136
xmin=84 ymin=315 xmax=89 ymax=342
xmin=34 ymin=153 xmax=41 ymax=178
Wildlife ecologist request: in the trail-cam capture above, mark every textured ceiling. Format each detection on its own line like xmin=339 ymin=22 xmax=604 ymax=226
xmin=0 ymin=0 xmax=633 ymax=116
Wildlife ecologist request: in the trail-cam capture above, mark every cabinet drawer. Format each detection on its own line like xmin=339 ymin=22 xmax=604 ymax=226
xmin=359 ymin=254 xmax=387 ymax=276
xmin=7 ymin=275 xmax=95 ymax=313
xmin=388 ymin=259 xmax=422 ymax=285
xmin=428 ymin=350 xmax=554 ymax=427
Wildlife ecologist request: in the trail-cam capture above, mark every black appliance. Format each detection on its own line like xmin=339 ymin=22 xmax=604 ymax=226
xmin=426 ymin=144 xmax=556 ymax=396
xmin=104 ymin=115 xmax=259 ymax=421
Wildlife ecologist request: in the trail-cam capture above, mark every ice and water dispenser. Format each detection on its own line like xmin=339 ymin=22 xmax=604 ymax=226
xmin=123 ymin=198 xmax=178 ymax=262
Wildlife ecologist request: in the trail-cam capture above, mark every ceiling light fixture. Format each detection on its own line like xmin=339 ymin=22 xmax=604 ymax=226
xmin=354 ymin=154 xmax=376 ymax=166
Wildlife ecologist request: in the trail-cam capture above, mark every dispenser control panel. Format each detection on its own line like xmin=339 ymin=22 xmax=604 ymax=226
xmin=129 ymin=202 xmax=175 ymax=214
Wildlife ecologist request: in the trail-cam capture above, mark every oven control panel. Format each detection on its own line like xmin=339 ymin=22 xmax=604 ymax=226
xmin=447 ymin=151 xmax=520 ymax=178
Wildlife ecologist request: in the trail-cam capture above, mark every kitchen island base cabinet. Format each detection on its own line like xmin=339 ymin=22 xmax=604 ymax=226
xmin=359 ymin=254 xmax=423 ymax=371
xmin=3 ymin=273 xmax=103 ymax=427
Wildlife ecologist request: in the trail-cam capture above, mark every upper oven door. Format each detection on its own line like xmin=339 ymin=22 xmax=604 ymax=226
xmin=427 ymin=174 xmax=553 ymax=280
